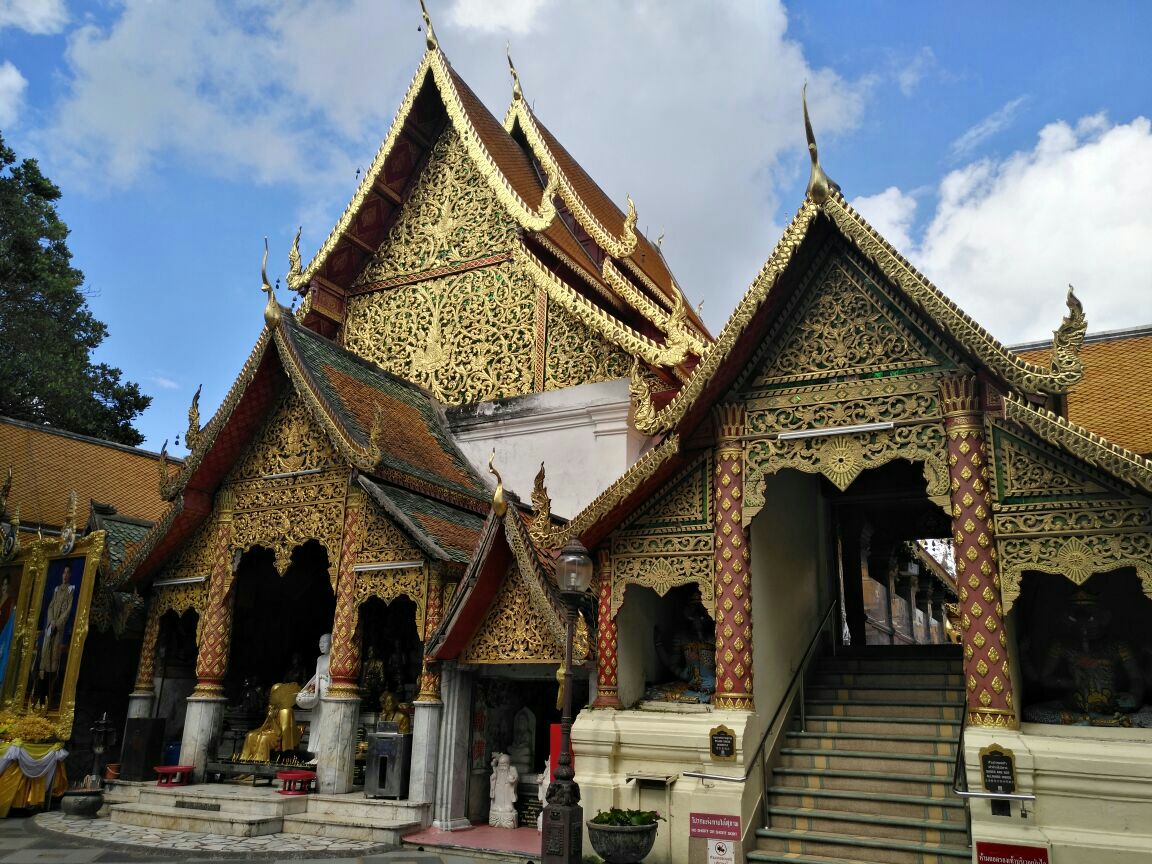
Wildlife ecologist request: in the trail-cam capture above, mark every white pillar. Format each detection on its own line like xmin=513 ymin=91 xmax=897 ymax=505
xmin=409 ymin=700 xmax=443 ymax=804
xmin=432 ymin=663 xmax=472 ymax=830
xmin=314 ymin=695 xmax=360 ymax=793
xmin=180 ymin=695 xmax=226 ymax=782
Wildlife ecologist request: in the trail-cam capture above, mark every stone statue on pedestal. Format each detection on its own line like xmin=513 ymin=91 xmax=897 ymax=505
xmin=536 ymin=757 xmax=550 ymax=832
xmin=488 ymin=751 xmax=518 ymax=828
xmin=507 ymin=706 xmax=535 ymax=777
xmin=296 ymin=633 xmax=331 ymax=710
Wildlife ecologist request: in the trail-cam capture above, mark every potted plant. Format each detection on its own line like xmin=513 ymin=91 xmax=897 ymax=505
xmin=587 ymin=808 xmax=663 ymax=863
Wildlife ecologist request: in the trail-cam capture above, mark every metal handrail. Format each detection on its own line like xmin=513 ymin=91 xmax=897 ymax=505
xmin=683 ymin=598 xmax=837 ymax=786
xmin=951 ymin=713 xmax=1035 ymax=803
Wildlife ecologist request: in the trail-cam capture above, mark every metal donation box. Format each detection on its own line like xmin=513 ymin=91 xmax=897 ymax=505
xmin=364 ymin=728 xmax=411 ymax=798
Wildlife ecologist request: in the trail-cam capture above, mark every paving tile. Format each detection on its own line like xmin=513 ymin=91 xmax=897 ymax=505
xmin=0 ymin=851 xmax=105 ymax=864
xmin=0 ymin=841 xmax=38 ymax=851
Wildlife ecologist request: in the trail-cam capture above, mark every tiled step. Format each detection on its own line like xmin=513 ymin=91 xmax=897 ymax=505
xmin=110 ymin=802 xmax=283 ymax=837
xmin=805 ymin=699 xmax=963 ymax=720
xmin=766 ymin=786 xmax=966 ymax=823
xmin=303 ymin=794 xmax=428 ymax=824
xmin=767 ymin=806 xmax=969 ymax=844
xmin=134 ymin=787 xmax=305 ymax=817
xmin=280 ymin=812 xmax=418 ymax=844
xmin=773 ymin=766 xmax=953 ymax=797
xmin=753 ymin=827 xmax=970 ymax=864
xmin=814 ymin=671 xmax=965 ymax=689
xmin=806 ymin=685 xmax=964 ymax=704
xmin=779 ymin=748 xmax=954 ymax=777
xmin=786 ymin=731 xmax=955 ymax=757
xmin=803 ymin=714 xmax=960 ymax=738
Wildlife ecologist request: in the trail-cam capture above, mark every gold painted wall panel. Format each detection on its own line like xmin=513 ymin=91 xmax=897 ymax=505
xmin=346 ymin=261 xmax=536 ymax=404
xmin=543 ymin=300 xmax=633 ymax=390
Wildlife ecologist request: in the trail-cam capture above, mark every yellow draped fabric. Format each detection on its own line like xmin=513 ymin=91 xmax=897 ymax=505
xmin=0 ymin=743 xmax=68 ymax=817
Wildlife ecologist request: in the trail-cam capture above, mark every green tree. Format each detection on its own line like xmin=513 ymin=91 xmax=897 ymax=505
xmin=0 ymin=133 xmax=150 ymax=446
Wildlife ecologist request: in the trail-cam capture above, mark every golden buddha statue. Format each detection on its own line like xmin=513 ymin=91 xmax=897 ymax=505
xmin=240 ymin=682 xmax=302 ymax=761
xmin=379 ymin=690 xmax=411 ymax=734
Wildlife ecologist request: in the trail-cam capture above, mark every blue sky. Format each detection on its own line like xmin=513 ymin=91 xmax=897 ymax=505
xmin=2 ymin=1 xmax=1150 ymax=453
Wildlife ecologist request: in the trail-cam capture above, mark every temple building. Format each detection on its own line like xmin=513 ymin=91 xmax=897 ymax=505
xmin=3 ymin=12 xmax=1150 ymax=864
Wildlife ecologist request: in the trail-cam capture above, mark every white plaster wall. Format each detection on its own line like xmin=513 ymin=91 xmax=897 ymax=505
xmin=749 ymin=471 xmax=828 ymax=735
xmin=616 ymin=585 xmax=662 ymax=707
xmin=448 ymin=378 xmax=648 ymax=519
xmin=966 ymin=725 xmax=1152 ymax=863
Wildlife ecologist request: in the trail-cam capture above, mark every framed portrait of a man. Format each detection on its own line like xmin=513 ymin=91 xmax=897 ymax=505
xmin=15 ymin=532 xmax=104 ymax=736
xmin=0 ymin=559 xmax=35 ymax=701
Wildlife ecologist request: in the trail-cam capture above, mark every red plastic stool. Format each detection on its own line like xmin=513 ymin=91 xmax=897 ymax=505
xmin=154 ymin=765 xmax=194 ymax=786
xmin=276 ymin=769 xmax=317 ymax=795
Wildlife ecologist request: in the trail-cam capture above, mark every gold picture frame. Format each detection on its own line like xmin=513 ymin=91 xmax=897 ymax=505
xmin=0 ymin=551 xmax=40 ymax=705
xmin=12 ymin=531 xmax=104 ymax=739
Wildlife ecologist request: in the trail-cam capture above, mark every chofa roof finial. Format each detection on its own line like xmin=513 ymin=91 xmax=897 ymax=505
xmin=488 ymin=450 xmax=508 ymax=517
xmin=419 ymin=0 xmax=438 ymax=51
xmin=803 ymin=83 xmax=839 ymax=205
xmin=261 ymin=237 xmax=281 ymax=327
xmin=507 ymin=43 xmax=523 ymax=101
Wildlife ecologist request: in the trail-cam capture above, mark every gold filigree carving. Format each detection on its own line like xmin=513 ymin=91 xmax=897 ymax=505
xmin=617 ymin=454 xmax=712 ymax=536
xmin=745 ymin=421 xmax=950 ymax=523
xmin=601 ymin=260 xmax=707 ymax=357
xmin=346 ymin=262 xmax=536 ymax=404
xmin=544 ymin=299 xmax=633 ymax=390
xmin=610 ymin=553 xmax=714 ymax=618
xmin=358 ymin=502 xmax=423 ymax=566
xmin=230 ymin=395 xmax=340 ymax=480
xmin=352 ymin=565 xmax=427 ymax=631
xmin=157 ymin=518 xmax=219 ymax=584
xmin=1003 ymin=442 xmax=1105 ymax=498
xmin=630 ymin=360 xmax=659 ymax=434
xmin=354 ymin=126 xmax=518 ymax=285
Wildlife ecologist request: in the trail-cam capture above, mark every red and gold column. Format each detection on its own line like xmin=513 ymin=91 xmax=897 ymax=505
xmin=416 ymin=567 xmax=445 ymax=702
xmin=593 ymin=549 xmax=622 ymax=708
xmin=713 ymin=403 xmax=753 ymax=710
xmin=131 ymin=598 xmax=162 ymax=696
xmin=940 ymin=375 xmax=1017 ymax=728
xmin=193 ymin=490 xmax=236 ymax=698
xmin=328 ymin=486 xmax=365 ymax=698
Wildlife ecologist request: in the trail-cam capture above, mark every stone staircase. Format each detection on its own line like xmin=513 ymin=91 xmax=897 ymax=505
xmin=109 ymin=783 xmax=424 ymax=844
xmin=750 ymin=646 xmax=970 ymax=864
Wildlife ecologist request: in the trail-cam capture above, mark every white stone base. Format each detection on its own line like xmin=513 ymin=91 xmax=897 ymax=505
xmin=409 ymin=700 xmax=442 ymax=804
xmin=180 ymin=696 xmax=226 ymax=782
xmin=314 ymin=695 xmax=359 ymax=794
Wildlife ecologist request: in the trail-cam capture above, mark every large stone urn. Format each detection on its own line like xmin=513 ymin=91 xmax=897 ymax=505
xmin=59 ymin=789 xmax=104 ymax=818
xmin=586 ymin=822 xmax=658 ymax=864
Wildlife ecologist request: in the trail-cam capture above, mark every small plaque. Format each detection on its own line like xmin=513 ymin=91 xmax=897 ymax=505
xmin=709 ymin=724 xmax=737 ymax=761
xmin=976 ymin=841 xmax=1049 ymax=863
xmin=979 ymin=742 xmax=1016 ymax=795
xmin=708 ymin=839 xmax=735 ymax=864
xmin=689 ymin=812 xmax=741 ymax=840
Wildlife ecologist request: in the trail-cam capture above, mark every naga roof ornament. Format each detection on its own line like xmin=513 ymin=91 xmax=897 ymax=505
xmin=286 ymin=226 xmax=304 ymax=292
xmin=629 ymin=359 xmax=659 ymax=434
xmin=803 ymin=83 xmax=840 ymax=206
xmin=1050 ymin=285 xmax=1088 ymax=386
xmin=261 ymin=238 xmax=281 ymax=327
xmin=185 ymin=384 xmax=202 ymax=453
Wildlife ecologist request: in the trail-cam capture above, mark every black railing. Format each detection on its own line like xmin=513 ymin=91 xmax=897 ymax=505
xmin=682 ymin=598 xmax=838 ymax=806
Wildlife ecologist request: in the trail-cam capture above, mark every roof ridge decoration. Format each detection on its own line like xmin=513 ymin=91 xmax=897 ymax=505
xmin=531 ymin=432 xmax=681 ymax=549
xmin=506 ymin=43 xmax=523 ymax=102
xmin=291 ymin=36 xmax=557 ymax=292
xmin=184 ymin=385 xmax=203 ymax=453
xmin=261 ymin=238 xmax=281 ymax=327
xmin=1001 ymin=392 xmax=1152 ymax=495
xmin=504 ymin=97 xmax=639 ymax=259
xmin=601 ymin=259 xmax=708 ymax=356
xmin=529 ymin=461 xmax=552 ymax=541
xmin=803 ymin=83 xmax=839 ymax=205
xmin=488 ymin=451 xmax=508 ymax=517
xmin=514 ymin=241 xmax=689 ymax=368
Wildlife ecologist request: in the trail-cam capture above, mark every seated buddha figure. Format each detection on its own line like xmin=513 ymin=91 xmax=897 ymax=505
xmin=240 ymin=682 xmax=302 ymax=761
xmin=644 ymin=588 xmax=716 ymax=704
xmin=378 ymin=690 xmax=411 ymax=734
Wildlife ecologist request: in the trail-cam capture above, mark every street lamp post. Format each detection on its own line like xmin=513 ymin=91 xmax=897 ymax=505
xmin=542 ymin=537 xmax=593 ymax=864
xmin=90 ymin=712 xmax=116 ymax=786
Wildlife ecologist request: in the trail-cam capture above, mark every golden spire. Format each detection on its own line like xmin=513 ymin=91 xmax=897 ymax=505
xmin=419 ymin=0 xmax=438 ymax=50
xmin=506 ymin=43 xmax=523 ymax=101
xmin=803 ymin=83 xmax=838 ymax=205
xmin=185 ymin=385 xmax=202 ymax=452
xmin=488 ymin=450 xmax=507 ymax=517
xmin=261 ymin=237 xmax=281 ymax=326
xmin=286 ymin=226 xmax=304 ymax=291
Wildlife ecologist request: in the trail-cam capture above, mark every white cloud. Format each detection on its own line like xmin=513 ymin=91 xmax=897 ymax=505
xmin=33 ymin=1 xmax=871 ymax=332
xmin=950 ymin=96 xmax=1028 ymax=159
xmin=149 ymin=375 xmax=180 ymax=391
xmin=0 ymin=60 xmax=26 ymax=126
xmin=905 ymin=115 xmax=1152 ymax=342
xmin=0 ymin=0 xmax=66 ymax=34
xmin=851 ymin=186 xmax=917 ymax=252
xmin=896 ymin=47 xmax=935 ymax=97
xmin=447 ymin=0 xmax=551 ymax=34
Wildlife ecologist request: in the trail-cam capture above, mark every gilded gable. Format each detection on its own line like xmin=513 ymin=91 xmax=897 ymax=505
xmin=228 ymin=393 xmax=341 ymax=481
xmin=463 ymin=564 xmax=566 ymax=664
xmin=749 ymin=249 xmax=951 ymax=391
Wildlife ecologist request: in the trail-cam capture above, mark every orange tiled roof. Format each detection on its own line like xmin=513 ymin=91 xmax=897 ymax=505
xmin=0 ymin=417 xmax=172 ymax=527
xmin=1015 ymin=328 xmax=1152 ymax=457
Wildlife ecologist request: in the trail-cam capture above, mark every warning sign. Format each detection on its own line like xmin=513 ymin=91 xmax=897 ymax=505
xmin=975 ymin=840 xmax=1050 ymax=863
xmin=708 ymin=839 xmax=735 ymax=864
xmin=689 ymin=812 xmax=741 ymax=840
